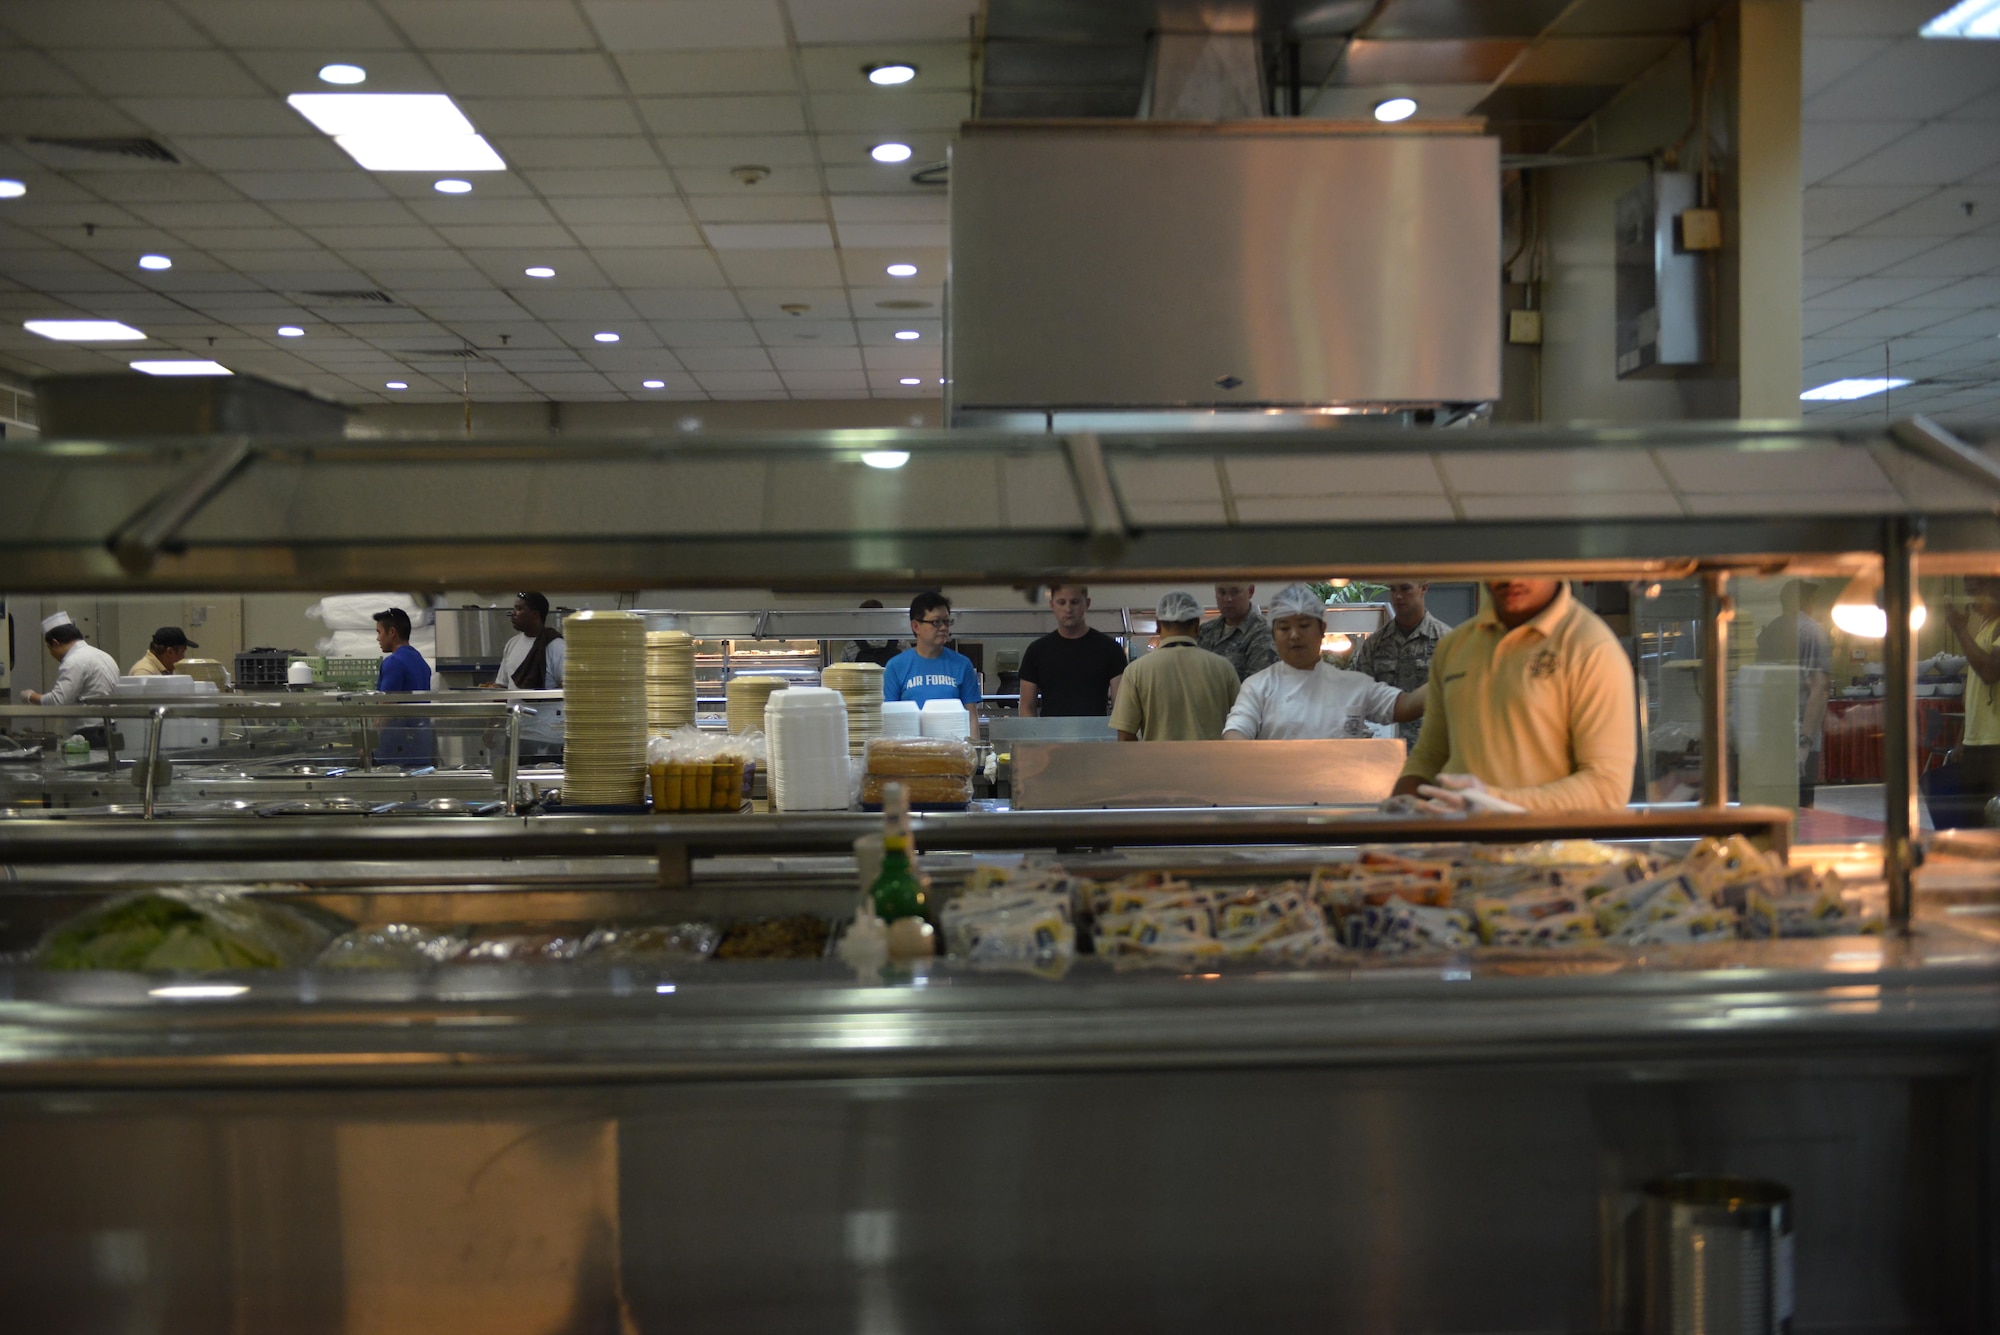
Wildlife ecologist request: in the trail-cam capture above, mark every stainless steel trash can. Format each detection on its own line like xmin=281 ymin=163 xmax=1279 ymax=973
xmin=1643 ymin=1175 xmax=1794 ymax=1335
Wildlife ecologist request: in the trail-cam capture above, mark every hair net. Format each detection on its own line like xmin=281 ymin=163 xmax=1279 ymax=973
xmin=1156 ymin=591 xmax=1203 ymax=623
xmin=1267 ymin=583 xmax=1326 ymax=622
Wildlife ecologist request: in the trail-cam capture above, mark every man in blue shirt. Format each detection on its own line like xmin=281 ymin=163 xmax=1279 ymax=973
xmin=882 ymin=591 xmax=982 ymax=707
xmin=373 ymin=607 xmax=433 ymax=765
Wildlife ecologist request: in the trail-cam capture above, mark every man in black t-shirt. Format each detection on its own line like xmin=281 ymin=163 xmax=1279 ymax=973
xmin=1018 ymin=584 xmax=1127 ymax=717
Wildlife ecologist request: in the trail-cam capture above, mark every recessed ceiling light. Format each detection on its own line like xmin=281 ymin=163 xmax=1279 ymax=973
xmin=132 ymin=360 xmax=231 ymax=376
xmin=318 ymin=63 xmax=367 ymax=84
xmin=871 ymin=142 xmax=914 ymax=164
xmin=899 ymin=377 xmax=922 ymax=385
xmin=524 ymin=266 xmax=555 ymax=278
xmin=277 ymin=325 xmax=305 ymax=337
xmin=862 ymin=450 xmax=910 ymax=469
xmin=642 ymin=379 xmax=666 ymax=389
xmin=1923 ymin=0 xmax=2000 ymax=37
xmin=0 ymin=179 xmax=25 ymax=199
xmin=885 ymin=263 xmax=918 ymax=277
xmin=893 ymin=329 xmax=920 ymax=340
xmin=385 ymin=380 xmax=408 ymax=390
xmin=1373 ymin=97 xmax=1418 ymax=123
xmin=25 ymin=319 xmax=145 ymax=341
xmin=594 ymin=331 xmax=620 ymax=343
xmin=866 ymin=63 xmax=918 ymax=85
xmin=1801 ymin=377 xmax=1911 ymax=401
xmin=433 ymin=178 xmax=472 ymax=193
xmin=137 ymin=254 xmax=172 ymax=270
xmin=286 ymin=93 xmax=506 ymax=172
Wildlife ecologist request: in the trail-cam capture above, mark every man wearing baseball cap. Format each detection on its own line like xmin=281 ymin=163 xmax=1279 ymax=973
xmin=23 ymin=612 xmax=121 ymax=707
xmin=129 ymin=626 xmax=197 ymax=677
xmin=1109 ymin=592 xmax=1241 ymax=741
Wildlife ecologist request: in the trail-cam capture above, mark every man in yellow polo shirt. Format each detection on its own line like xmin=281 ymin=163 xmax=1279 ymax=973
xmin=1390 ymin=579 xmax=1635 ymax=812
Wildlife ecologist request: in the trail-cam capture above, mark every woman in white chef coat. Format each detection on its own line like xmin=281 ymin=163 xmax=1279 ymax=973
xmin=1223 ymin=584 xmax=1425 ymax=741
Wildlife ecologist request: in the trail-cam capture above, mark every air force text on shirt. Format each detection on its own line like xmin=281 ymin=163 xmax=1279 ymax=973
xmin=906 ymin=670 xmax=964 ymax=689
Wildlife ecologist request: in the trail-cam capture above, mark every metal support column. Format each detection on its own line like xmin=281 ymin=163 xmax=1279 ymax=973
xmin=1700 ymin=571 xmax=1732 ymax=808
xmin=1882 ymin=518 xmax=1922 ymax=931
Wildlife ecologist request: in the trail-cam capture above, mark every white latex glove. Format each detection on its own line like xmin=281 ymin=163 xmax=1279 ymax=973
xmin=1414 ymin=773 xmax=1527 ymax=816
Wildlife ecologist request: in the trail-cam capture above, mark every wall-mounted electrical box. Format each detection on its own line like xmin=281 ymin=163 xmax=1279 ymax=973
xmin=1614 ymin=171 xmax=1711 ymax=378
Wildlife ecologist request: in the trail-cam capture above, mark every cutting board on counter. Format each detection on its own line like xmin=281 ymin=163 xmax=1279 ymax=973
xmin=1010 ymin=738 xmax=1406 ymax=810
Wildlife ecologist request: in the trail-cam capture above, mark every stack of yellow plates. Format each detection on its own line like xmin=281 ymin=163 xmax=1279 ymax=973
xmin=645 ymin=630 xmax=696 ymax=733
xmin=820 ymin=661 xmax=884 ymax=757
xmin=562 ymin=610 xmax=647 ymax=806
xmin=726 ymin=674 xmax=788 ymax=736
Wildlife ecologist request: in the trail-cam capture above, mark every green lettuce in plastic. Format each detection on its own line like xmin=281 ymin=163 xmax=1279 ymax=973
xmin=36 ymin=887 xmax=338 ymax=973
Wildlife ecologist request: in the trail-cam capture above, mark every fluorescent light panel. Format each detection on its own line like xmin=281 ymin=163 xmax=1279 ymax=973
xmin=1801 ymin=377 xmax=1911 ymax=401
xmin=26 ymin=319 xmax=145 ymax=341
xmin=133 ymin=360 xmax=231 ymax=376
xmin=1923 ymin=0 xmax=2000 ymax=37
xmin=286 ymin=93 xmax=505 ymax=171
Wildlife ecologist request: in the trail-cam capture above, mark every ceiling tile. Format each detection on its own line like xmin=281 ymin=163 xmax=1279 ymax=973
xmin=593 ymin=248 xmax=728 ymax=286
xmin=1803 ymin=120 xmax=1917 ymax=186
xmin=1814 ymin=307 xmax=1948 ymax=339
xmin=0 ymin=96 xmax=152 ymax=137
xmin=172 ymin=0 xmax=408 ymax=49
xmin=703 ymin=222 xmax=833 ymax=249
xmin=857 ymin=317 xmax=939 ymax=344
xmin=754 ymin=318 xmax=854 ymax=345
xmin=519 ymin=371 xmax=620 ymax=393
xmin=1805 ymin=1 xmax=1957 ymax=37
xmin=829 ymin=194 xmax=946 ymax=223
xmin=462 ymin=248 xmax=611 ymax=285
xmin=1879 ymin=234 xmax=2000 ymax=276
xmin=221 ymin=172 xmax=391 ymax=202
xmin=625 ymin=289 xmax=745 ymax=319
xmin=428 ymin=53 xmax=623 ymax=97
xmin=768 ymin=344 xmax=862 ymax=370
xmin=693 ymin=369 xmax=784 ymax=392
xmin=514 ymin=289 xmax=640 ymax=320
xmin=378 ymin=0 xmax=598 ymax=49
xmin=653 ymin=319 xmax=759 ymax=346
xmin=412 ymin=199 xmax=568 ymax=228
xmin=1825 ymin=121 xmax=2000 ymax=187
xmin=837 ymin=246 xmax=946 ymax=283
xmin=611 ymin=49 xmax=798 ymax=94
xmin=1900 ymin=276 xmax=2000 ymax=308
xmin=655 ymin=134 xmax=818 ymax=167
xmin=1802 ymin=235 xmax=1942 ymax=277
xmin=567 ymin=223 xmax=705 ymax=247
xmin=821 ymin=165 xmax=941 ymax=193
xmin=796 ymin=42 xmax=972 ymax=92
xmin=637 ymin=95 xmax=808 ymax=135
xmin=1807 ymin=275 xmax=1958 ymax=308
xmin=0 ymin=50 xmax=91 ymax=94
xmin=172 ymin=225 xmax=321 ymax=250
xmin=266 ymin=200 xmax=419 ymax=227
xmin=3 ymin=1 xmax=215 ymax=47
xmin=676 ymin=346 xmax=774 ymax=371
xmin=781 ymin=369 xmax=869 ymax=391
xmin=730 ymin=287 xmax=849 ymax=317
xmin=1807 ymin=40 xmax=2000 ymax=122
xmin=847 ymin=285 xmax=940 ymax=314
xmin=234 ymin=50 xmax=446 ymax=94
xmin=1803 ymin=37 xmax=1895 ymax=98
xmin=687 ymin=193 xmax=827 ymax=222
xmin=835 ymin=221 xmax=947 ymax=248
xmin=714 ymin=248 xmax=842 ymax=286
xmin=493 ymin=137 xmax=664 ymax=169
xmin=433 ymin=224 xmax=575 ymax=248
xmin=816 ymin=131 xmax=949 ymax=167
xmin=52 ymin=49 xmax=264 ymax=98
xmin=177 ymin=137 xmax=354 ymax=172
xmin=545 ymin=197 xmax=691 ymax=226
xmin=808 ymin=90 xmax=968 ymax=133
xmin=673 ymin=164 xmax=822 ymax=194
xmin=458 ymin=98 xmax=646 ymax=136
xmin=1851 ymin=188 xmax=2000 ymax=237
xmin=114 ymin=97 xmax=314 ymax=138
xmin=299 ymin=225 xmax=444 ymax=249
xmin=783 ymin=0 xmax=978 ymax=44
xmin=521 ymin=167 xmax=680 ymax=196
xmin=582 ymin=0 xmax=787 ymax=50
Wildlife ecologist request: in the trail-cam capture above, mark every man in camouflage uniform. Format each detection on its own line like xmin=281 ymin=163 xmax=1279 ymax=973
xmin=1349 ymin=581 xmax=1452 ymax=745
xmin=1199 ymin=583 xmax=1278 ymax=683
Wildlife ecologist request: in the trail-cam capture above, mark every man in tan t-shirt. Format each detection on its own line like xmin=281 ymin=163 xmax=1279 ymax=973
xmin=1390 ymin=580 xmax=1635 ymax=812
xmin=1111 ymin=592 xmax=1241 ymax=741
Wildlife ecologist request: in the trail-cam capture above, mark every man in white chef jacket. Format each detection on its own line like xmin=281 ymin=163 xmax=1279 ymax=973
xmin=1223 ymin=584 xmax=1426 ymax=741
xmin=22 ymin=612 xmax=121 ymax=707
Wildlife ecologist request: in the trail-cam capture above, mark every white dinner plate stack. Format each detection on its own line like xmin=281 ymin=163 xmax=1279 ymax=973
xmin=765 ymin=686 xmax=851 ymax=811
xmin=562 ymin=610 xmax=648 ymax=806
xmin=645 ymin=630 xmax=696 ymax=733
xmin=726 ymin=674 xmax=788 ymax=736
xmin=919 ymin=698 xmax=972 ymax=740
xmin=820 ymin=661 xmax=884 ymax=757
xmin=880 ymin=700 xmax=921 ymax=738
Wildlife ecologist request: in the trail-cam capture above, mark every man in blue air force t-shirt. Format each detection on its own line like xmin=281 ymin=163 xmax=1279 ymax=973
xmin=882 ymin=591 xmax=983 ymax=707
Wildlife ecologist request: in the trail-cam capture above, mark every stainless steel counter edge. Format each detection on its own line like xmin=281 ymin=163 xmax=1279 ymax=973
xmin=1 ymin=933 xmax=1993 ymax=1088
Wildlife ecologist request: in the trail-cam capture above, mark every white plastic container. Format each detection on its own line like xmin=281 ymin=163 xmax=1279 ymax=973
xmin=766 ymin=687 xmax=851 ymax=811
xmin=919 ymin=698 xmax=971 ymax=740
xmin=880 ymin=700 xmax=922 ymax=738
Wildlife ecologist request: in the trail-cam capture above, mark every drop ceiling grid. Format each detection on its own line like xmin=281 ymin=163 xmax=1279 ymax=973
xmin=1798 ymin=4 xmax=2000 ymax=425
xmin=0 ymin=0 xmax=962 ymax=403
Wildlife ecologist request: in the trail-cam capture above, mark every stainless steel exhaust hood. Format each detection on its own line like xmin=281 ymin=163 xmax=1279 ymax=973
xmin=946 ymin=120 xmax=1501 ymax=427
